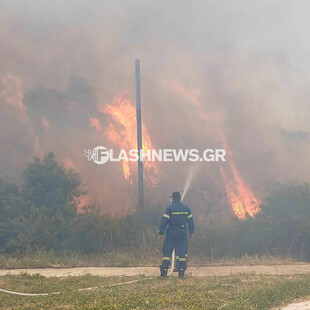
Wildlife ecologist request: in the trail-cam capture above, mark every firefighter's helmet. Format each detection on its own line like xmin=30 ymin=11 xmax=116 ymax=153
xmin=171 ymin=191 xmax=181 ymax=199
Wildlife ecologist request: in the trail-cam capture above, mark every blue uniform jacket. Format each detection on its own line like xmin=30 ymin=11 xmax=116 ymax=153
xmin=159 ymin=201 xmax=195 ymax=236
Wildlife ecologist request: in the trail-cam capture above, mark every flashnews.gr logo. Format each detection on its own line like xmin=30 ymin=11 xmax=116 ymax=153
xmin=84 ymin=146 xmax=226 ymax=165
xmin=84 ymin=146 xmax=110 ymax=165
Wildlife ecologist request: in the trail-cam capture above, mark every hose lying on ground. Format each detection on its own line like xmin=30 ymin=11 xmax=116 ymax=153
xmin=0 ymin=250 xmax=176 ymax=297
xmin=0 ymin=277 xmax=153 ymax=297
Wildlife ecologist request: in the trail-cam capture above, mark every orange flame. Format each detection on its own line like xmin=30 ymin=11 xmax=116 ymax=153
xmin=89 ymin=117 xmax=102 ymax=131
xmin=220 ymin=134 xmax=261 ymax=219
xmin=64 ymin=158 xmax=76 ymax=169
xmin=75 ymin=195 xmax=88 ymax=213
xmin=1 ymin=74 xmax=43 ymax=156
xmin=92 ymin=93 xmax=158 ymax=184
xmin=1 ymin=74 xmax=25 ymax=114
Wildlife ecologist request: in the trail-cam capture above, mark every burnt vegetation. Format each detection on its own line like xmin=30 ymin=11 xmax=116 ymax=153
xmin=1 ymin=153 xmax=310 ymax=262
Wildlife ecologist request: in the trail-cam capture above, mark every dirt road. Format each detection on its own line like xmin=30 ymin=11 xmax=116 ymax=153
xmin=1 ymin=264 xmax=310 ymax=278
xmin=280 ymin=301 xmax=310 ymax=310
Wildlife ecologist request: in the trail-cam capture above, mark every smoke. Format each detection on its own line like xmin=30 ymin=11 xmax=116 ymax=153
xmin=1 ymin=0 xmax=310 ymax=214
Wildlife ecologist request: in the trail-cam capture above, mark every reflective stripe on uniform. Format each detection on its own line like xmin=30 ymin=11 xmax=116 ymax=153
xmin=163 ymin=214 xmax=170 ymax=219
xmin=162 ymin=257 xmax=171 ymax=261
xmin=179 ymin=258 xmax=187 ymax=261
xmin=171 ymin=212 xmax=188 ymax=215
xmin=176 ymin=256 xmax=179 ymax=260
xmin=187 ymin=214 xmax=193 ymax=219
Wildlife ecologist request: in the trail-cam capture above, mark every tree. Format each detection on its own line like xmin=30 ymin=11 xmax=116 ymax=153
xmin=258 ymin=182 xmax=310 ymax=259
xmin=187 ymin=181 xmax=228 ymax=222
xmin=19 ymin=152 xmax=83 ymax=250
xmin=0 ymin=179 xmax=25 ymax=251
xmin=22 ymin=152 xmax=82 ymax=218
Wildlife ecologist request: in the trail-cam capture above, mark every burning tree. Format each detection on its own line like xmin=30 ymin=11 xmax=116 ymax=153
xmin=219 ymin=135 xmax=261 ymax=219
xmin=90 ymin=93 xmax=159 ymax=185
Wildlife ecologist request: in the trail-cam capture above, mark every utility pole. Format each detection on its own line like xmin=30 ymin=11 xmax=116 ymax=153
xmin=135 ymin=59 xmax=144 ymax=209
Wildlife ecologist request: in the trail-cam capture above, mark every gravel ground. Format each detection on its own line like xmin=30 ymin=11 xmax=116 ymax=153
xmin=1 ymin=264 xmax=310 ymax=277
xmin=281 ymin=301 xmax=310 ymax=309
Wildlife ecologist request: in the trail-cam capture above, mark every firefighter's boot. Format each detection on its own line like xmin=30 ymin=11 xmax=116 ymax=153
xmin=160 ymin=267 xmax=168 ymax=278
xmin=178 ymin=269 xmax=185 ymax=279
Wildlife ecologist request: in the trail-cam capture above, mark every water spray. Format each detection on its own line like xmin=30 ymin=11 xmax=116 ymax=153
xmin=181 ymin=164 xmax=199 ymax=201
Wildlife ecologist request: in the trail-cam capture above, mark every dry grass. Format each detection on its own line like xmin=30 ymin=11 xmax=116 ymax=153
xmin=191 ymin=254 xmax=297 ymax=267
xmin=1 ymin=274 xmax=310 ymax=309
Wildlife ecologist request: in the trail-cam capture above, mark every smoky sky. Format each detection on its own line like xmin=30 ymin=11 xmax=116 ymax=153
xmin=0 ymin=0 xmax=310 ymax=213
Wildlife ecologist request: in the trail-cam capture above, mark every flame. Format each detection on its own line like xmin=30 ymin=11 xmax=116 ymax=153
xmin=122 ymin=160 xmax=131 ymax=180
xmin=219 ymin=166 xmax=246 ymax=219
xmin=167 ymin=81 xmax=201 ymax=107
xmin=220 ymin=134 xmax=261 ymax=219
xmin=75 ymin=195 xmax=88 ymax=213
xmin=1 ymin=74 xmax=25 ymax=114
xmin=165 ymin=81 xmax=210 ymax=120
xmin=64 ymin=158 xmax=76 ymax=169
xmin=1 ymin=73 xmax=43 ymax=156
xmin=92 ymin=93 xmax=158 ymax=184
xmin=167 ymin=81 xmax=260 ymax=219
xmin=89 ymin=117 xmax=102 ymax=131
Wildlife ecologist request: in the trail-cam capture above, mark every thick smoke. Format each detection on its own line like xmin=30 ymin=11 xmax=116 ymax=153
xmin=0 ymin=0 xmax=309 ymax=214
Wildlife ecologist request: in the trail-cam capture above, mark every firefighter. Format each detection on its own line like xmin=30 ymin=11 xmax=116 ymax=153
xmin=159 ymin=191 xmax=195 ymax=278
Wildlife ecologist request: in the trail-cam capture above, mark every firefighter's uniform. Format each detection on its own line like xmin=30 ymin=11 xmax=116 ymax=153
xmin=159 ymin=199 xmax=195 ymax=276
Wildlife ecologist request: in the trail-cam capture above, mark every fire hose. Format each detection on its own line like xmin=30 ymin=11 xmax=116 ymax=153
xmin=0 ymin=277 xmax=152 ymax=297
xmin=0 ymin=249 xmax=176 ymax=297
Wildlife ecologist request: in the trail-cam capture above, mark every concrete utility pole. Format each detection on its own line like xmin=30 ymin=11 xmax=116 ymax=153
xmin=135 ymin=59 xmax=144 ymax=209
